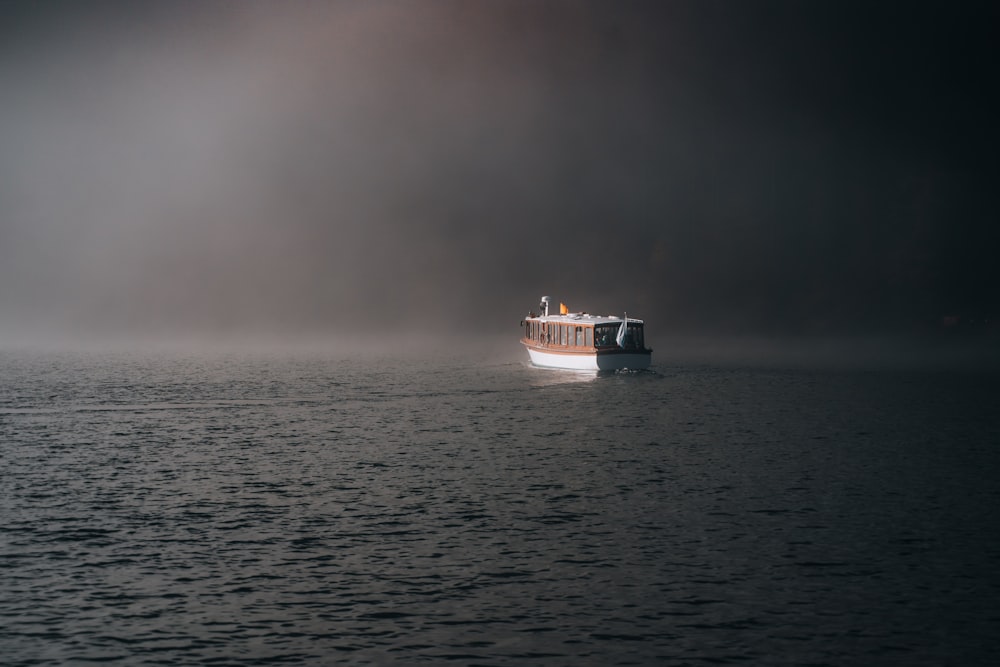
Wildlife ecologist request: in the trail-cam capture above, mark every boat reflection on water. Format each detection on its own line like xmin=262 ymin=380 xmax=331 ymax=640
xmin=523 ymin=363 xmax=601 ymax=387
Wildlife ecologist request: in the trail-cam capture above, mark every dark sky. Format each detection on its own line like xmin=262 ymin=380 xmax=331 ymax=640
xmin=2 ymin=1 xmax=997 ymax=344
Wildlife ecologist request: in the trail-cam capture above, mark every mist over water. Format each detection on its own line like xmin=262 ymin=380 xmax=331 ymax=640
xmin=2 ymin=2 xmax=998 ymax=346
xmin=2 ymin=5 xmax=999 ymax=663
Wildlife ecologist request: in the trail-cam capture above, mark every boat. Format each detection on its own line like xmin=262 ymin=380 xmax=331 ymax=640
xmin=520 ymin=296 xmax=652 ymax=371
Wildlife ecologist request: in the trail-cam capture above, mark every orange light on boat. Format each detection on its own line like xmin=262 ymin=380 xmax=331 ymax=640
xmin=560 ymin=303 xmax=569 ymax=314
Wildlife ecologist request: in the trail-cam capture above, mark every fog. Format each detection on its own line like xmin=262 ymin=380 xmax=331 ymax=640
xmin=2 ymin=2 xmax=997 ymax=358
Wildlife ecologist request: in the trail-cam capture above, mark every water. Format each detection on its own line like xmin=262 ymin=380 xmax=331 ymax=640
xmin=2 ymin=346 xmax=999 ymax=665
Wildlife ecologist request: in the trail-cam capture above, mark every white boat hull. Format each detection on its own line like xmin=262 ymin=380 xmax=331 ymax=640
xmin=525 ymin=345 xmax=651 ymax=371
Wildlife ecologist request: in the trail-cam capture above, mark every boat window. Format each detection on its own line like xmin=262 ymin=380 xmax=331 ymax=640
xmin=585 ymin=327 xmax=593 ymax=347
xmin=594 ymin=324 xmax=616 ymax=347
xmin=593 ymin=322 xmax=644 ymax=349
xmin=560 ymin=325 xmax=568 ymax=346
xmin=621 ymin=324 xmax=643 ymax=350
xmin=575 ymin=326 xmax=584 ymax=346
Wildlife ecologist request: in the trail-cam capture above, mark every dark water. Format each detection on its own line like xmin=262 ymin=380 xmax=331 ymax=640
xmin=2 ymin=346 xmax=999 ymax=665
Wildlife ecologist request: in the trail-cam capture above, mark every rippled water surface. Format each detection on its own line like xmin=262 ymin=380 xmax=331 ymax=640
xmin=2 ymin=347 xmax=999 ymax=665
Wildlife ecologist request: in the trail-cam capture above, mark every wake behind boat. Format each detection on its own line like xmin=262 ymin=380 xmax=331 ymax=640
xmin=520 ymin=296 xmax=652 ymax=371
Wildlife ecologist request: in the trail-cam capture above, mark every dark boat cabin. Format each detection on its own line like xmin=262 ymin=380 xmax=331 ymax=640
xmin=522 ymin=318 xmax=646 ymax=352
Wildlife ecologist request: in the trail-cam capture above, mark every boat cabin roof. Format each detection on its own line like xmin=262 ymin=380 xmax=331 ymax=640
xmin=526 ymin=313 xmax=644 ymax=326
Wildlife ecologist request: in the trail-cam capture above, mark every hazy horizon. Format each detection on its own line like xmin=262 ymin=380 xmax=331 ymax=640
xmin=2 ymin=2 xmax=997 ymax=351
